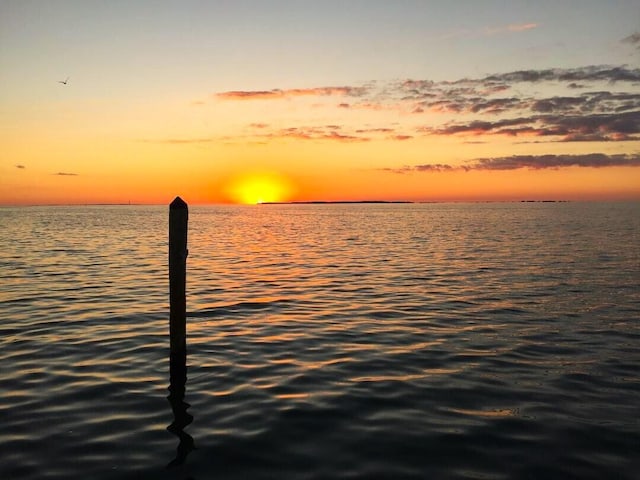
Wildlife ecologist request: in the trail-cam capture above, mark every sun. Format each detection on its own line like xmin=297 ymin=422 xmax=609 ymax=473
xmin=224 ymin=172 xmax=296 ymax=204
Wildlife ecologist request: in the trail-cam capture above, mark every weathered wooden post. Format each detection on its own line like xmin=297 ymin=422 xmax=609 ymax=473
xmin=169 ymin=196 xmax=188 ymax=359
xmin=167 ymin=196 xmax=194 ymax=467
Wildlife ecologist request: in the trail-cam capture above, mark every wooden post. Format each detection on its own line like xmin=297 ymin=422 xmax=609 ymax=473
xmin=167 ymin=331 xmax=194 ymax=467
xmin=169 ymin=196 xmax=188 ymax=359
xmin=167 ymin=197 xmax=193 ymax=466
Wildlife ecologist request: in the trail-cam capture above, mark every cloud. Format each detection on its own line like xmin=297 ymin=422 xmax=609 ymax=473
xmin=216 ymin=86 xmax=368 ymax=100
xmin=470 ymin=153 xmax=640 ymax=170
xmin=384 ymin=164 xmax=455 ymax=174
xmin=212 ymin=65 xmax=639 ymax=122
xmin=220 ymin=66 xmax=640 ymax=109
xmin=411 ymin=89 xmax=640 ymax=119
xmin=139 ymin=137 xmax=215 ymax=144
xmin=423 ymin=111 xmax=640 ymax=142
xmin=442 ymin=22 xmax=538 ymax=40
xmin=508 ymin=23 xmax=538 ymax=32
xmin=532 ymin=92 xmax=640 ymax=114
xmin=470 ymin=97 xmax=524 ymax=113
xmin=16 ymin=164 xmax=25 ymax=169
xmin=393 ymin=66 xmax=640 ymax=123
xmin=355 ymin=127 xmax=395 ymax=134
xmin=622 ymin=32 xmax=640 ymax=49
xmin=201 ymin=64 xmax=639 ymax=147
xmin=547 ymin=111 xmax=640 ymax=136
xmin=217 ymin=90 xmax=284 ymax=100
xmin=530 ymin=96 xmax=587 ymax=113
xmin=482 ymin=66 xmax=640 ymax=84
xmin=54 ymin=172 xmax=78 ymax=176
xmin=272 ymin=126 xmax=370 ymax=142
xmin=234 ymin=124 xmax=372 ymax=143
xmin=485 ymin=22 xmax=539 ymax=35
xmin=288 ymin=86 xmax=368 ymax=97
xmin=423 ymin=117 xmax=532 ymax=136
xmin=385 ymin=153 xmax=640 ymax=173
xmin=390 ymin=135 xmax=413 ymax=141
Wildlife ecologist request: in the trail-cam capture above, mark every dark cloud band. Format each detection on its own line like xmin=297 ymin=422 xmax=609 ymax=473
xmin=386 ymin=154 xmax=640 ymax=173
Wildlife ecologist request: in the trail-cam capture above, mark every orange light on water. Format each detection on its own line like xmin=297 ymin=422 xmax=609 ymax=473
xmin=224 ymin=172 xmax=296 ymax=204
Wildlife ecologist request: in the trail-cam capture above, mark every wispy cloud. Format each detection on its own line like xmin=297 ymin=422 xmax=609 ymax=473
xmin=390 ymin=135 xmax=413 ymax=141
xmin=481 ymin=66 xmax=640 ymax=83
xmin=508 ymin=23 xmax=538 ymax=32
xmin=199 ymin=65 xmax=640 ymax=147
xmin=215 ymin=123 xmax=373 ymax=144
xmin=140 ymin=137 xmax=215 ymax=144
xmin=385 ymin=153 xmax=640 ymax=173
xmin=212 ymin=65 xmax=640 ymax=117
xmin=622 ymin=32 xmax=640 ymax=49
xmin=216 ymin=86 xmax=368 ymax=101
xmin=442 ymin=22 xmax=538 ymax=39
xmin=470 ymin=153 xmax=640 ymax=170
xmin=422 ymin=111 xmax=640 ymax=142
xmin=394 ymin=66 xmax=640 ymax=127
xmin=53 ymin=172 xmax=78 ymax=176
xmin=257 ymin=125 xmax=371 ymax=143
xmin=485 ymin=22 xmax=539 ymax=35
xmin=384 ymin=164 xmax=456 ymax=174
xmin=217 ymin=90 xmax=284 ymax=100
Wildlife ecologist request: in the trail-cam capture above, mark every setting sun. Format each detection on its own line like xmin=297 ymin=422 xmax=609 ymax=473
xmin=1 ymin=1 xmax=639 ymax=207
xmin=224 ymin=172 xmax=296 ymax=204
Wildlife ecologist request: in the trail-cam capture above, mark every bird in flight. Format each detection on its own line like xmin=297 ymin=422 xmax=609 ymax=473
xmin=58 ymin=77 xmax=69 ymax=85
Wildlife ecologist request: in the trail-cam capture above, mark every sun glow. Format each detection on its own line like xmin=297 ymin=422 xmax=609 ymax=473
xmin=224 ymin=172 xmax=296 ymax=204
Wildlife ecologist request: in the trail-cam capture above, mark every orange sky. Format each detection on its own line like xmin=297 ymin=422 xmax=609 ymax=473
xmin=1 ymin=2 xmax=639 ymax=205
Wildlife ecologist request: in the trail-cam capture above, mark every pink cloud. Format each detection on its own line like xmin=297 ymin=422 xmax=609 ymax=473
xmin=485 ymin=22 xmax=539 ymax=35
xmin=216 ymin=86 xmax=367 ymax=101
xmin=508 ymin=23 xmax=538 ymax=32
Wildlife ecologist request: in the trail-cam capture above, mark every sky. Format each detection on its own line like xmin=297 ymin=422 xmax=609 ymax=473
xmin=1 ymin=0 xmax=639 ymax=204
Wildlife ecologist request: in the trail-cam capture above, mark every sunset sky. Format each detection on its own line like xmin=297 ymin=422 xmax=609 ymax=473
xmin=1 ymin=0 xmax=639 ymax=204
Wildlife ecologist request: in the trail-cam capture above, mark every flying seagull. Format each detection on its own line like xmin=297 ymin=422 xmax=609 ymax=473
xmin=58 ymin=77 xmax=69 ymax=85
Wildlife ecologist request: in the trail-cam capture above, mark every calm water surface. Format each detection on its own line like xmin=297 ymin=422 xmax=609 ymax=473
xmin=0 ymin=203 xmax=638 ymax=479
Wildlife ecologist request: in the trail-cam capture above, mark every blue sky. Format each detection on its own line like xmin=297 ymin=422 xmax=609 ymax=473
xmin=2 ymin=0 xmax=638 ymax=98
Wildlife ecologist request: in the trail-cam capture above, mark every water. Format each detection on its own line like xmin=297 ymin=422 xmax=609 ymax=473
xmin=1 ymin=202 xmax=638 ymax=479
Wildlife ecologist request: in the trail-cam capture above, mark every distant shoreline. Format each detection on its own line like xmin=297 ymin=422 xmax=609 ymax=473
xmin=260 ymin=200 xmax=573 ymax=205
xmin=259 ymin=200 xmax=414 ymax=205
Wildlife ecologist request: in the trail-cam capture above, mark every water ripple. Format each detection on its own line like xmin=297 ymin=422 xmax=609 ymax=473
xmin=0 ymin=203 xmax=639 ymax=479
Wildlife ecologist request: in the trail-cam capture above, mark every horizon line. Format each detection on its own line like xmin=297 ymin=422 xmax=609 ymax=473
xmin=4 ymin=199 xmax=640 ymax=208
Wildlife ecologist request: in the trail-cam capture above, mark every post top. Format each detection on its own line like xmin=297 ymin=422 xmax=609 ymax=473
xmin=170 ymin=196 xmax=188 ymax=209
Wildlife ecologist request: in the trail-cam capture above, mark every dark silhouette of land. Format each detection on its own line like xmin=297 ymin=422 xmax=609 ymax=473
xmin=260 ymin=200 xmax=414 ymax=205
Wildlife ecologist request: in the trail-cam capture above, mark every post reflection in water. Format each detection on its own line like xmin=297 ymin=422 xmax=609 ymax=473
xmin=167 ymin=348 xmax=195 ymax=468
